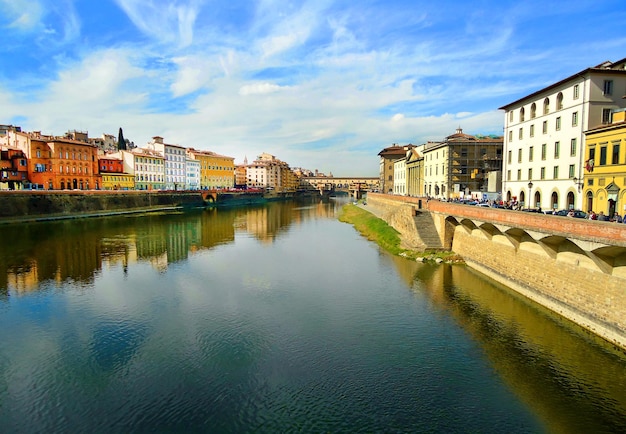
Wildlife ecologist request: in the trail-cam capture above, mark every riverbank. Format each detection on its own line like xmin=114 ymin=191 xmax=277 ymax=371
xmin=0 ymin=190 xmax=322 ymax=225
xmin=339 ymin=203 xmax=463 ymax=263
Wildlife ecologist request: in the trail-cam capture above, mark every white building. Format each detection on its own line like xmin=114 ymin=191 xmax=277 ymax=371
xmin=124 ymin=148 xmax=165 ymax=190
xmin=393 ymin=157 xmax=406 ymax=195
xmin=186 ymin=156 xmax=200 ymax=190
xmin=500 ymin=58 xmax=626 ymax=211
xmin=148 ymin=136 xmax=186 ymax=190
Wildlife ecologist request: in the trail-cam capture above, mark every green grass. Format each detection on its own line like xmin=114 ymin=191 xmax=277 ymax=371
xmin=339 ymin=204 xmax=463 ymax=263
xmin=339 ymin=204 xmax=405 ymax=255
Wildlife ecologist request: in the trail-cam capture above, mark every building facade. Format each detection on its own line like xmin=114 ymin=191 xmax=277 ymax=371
xmin=149 ymin=137 xmax=186 ymax=190
xmin=422 ymin=129 xmax=503 ymax=200
xmin=500 ymin=58 xmax=626 ymax=211
xmin=378 ymin=144 xmax=415 ymax=194
xmin=583 ymin=109 xmax=626 ymax=217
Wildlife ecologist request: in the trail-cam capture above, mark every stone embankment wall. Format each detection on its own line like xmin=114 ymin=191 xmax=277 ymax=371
xmin=366 ymin=193 xmax=626 ymax=350
xmin=0 ymin=191 xmax=205 ymax=223
xmin=364 ymin=194 xmax=432 ymax=250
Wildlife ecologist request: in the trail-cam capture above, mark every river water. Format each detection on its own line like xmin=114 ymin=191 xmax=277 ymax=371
xmin=0 ymin=199 xmax=625 ymax=433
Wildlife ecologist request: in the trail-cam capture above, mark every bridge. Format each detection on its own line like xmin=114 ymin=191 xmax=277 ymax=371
xmin=301 ymin=176 xmax=379 ymax=199
xmin=366 ymin=192 xmax=626 ymax=350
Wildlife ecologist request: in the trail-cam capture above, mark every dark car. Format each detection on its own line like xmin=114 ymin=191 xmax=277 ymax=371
xmin=554 ymin=209 xmax=587 ymax=218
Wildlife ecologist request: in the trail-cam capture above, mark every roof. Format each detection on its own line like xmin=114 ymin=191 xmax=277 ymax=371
xmin=377 ymin=144 xmax=415 ymax=157
xmin=499 ymin=57 xmax=626 ymax=110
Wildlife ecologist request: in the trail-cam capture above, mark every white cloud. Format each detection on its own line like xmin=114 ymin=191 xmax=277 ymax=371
xmin=114 ymin=0 xmax=202 ymax=47
xmin=239 ymin=82 xmax=286 ymax=96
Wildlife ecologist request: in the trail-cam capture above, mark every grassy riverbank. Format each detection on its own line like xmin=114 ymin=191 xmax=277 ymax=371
xmin=339 ymin=203 xmax=463 ymax=263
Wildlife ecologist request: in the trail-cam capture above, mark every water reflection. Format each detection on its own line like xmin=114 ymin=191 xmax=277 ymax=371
xmin=0 ymin=200 xmax=341 ymax=296
xmin=408 ymin=263 xmax=626 ymax=434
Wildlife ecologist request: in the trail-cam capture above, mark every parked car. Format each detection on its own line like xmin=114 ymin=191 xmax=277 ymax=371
xmin=554 ymin=209 xmax=587 ymax=218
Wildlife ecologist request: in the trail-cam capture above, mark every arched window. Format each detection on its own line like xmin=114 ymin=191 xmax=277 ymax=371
xmin=567 ymin=191 xmax=575 ymax=209
xmin=534 ymin=191 xmax=540 ymax=208
xmin=530 ymin=103 xmax=536 ymax=119
xmin=551 ymin=192 xmax=558 ymax=210
xmin=586 ymin=191 xmax=593 ymax=213
xmin=520 ymin=107 xmax=525 ymax=122
xmin=520 ymin=191 xmax=526 ymax=206
xmin=543 ymin=98 xmax=550 ymax=115
xmin=556 ymin=92 xmax=563 ymax=110
xmin=507 ymin=191 xmax=512 ymax=202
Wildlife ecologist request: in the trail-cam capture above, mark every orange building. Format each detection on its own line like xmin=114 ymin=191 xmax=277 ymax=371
xmin=26 ymin=136 xmax=100 ymax=190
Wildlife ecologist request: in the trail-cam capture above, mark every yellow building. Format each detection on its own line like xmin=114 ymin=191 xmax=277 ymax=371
xmin=188 ymin=148 xmax=235 ymax=189
xmin=101 ymin=173 xmax=135 ymax=190
xmin=583 ymin=109 xmax=626 ymax=217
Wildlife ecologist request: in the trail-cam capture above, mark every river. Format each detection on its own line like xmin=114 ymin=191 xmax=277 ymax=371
xmin=0 ymin=199 xmax=625 ymax=433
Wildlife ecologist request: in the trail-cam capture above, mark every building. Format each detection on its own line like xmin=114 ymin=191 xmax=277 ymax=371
xmin=148 ymin=137 xmax=186 ymax=190
xmin=242 ymin=153 xmax=294 ymax=192
xmin=99 ymin=155 xmax=134 ymax=190
xmin=406 ymin=147 xmax=424 ymax=197
xmin=188 ymin=148 xmax=235 ymax=190
xmin=422 ymin=129 xmax=503 ymax=200
xmin=185 ymin=155 xmax=200 ymax=190
xmin=393 ymin=157 xmax=406 ymax=195
xmin=500 ymin=58 xmax=626 ymax=211
xmin=378 ymin=144 xmax=414 ymax=194
xmin=128 ymin=148 xmax=165 ymax=190
xmin=583 ymin=108 xmax=626 ymax=217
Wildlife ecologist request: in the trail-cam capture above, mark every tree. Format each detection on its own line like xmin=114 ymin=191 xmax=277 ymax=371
xmin=117 ymin=127 xmax=127 ymax=151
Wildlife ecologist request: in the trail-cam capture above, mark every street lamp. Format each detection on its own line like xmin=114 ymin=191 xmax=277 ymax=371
xmin=573 ymin=177 xmax=583 ymax=192
xmin=527 ymin=181 xmax=533 ymax=210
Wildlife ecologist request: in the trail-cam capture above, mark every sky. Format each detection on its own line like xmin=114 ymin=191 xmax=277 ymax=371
xmin=1 ymin=1 xmax=626 ymax=176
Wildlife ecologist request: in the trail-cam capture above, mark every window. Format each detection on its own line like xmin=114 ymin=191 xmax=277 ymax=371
xmin=530 ymin=124 xmax=535 ymax=137
xmin=554 ymin=166 xmax=559 ymax=179
xmin=572 ymin=112 xmax=578 ymax=126
xmin=508 ymin=150 xmax=512 ymax=164
xmin=509 ymin=130 xmax=513 ymax=142
xmin=507 ymin=170 xmax=511 ymax=181
xmin=517 ymin=169 xmax=521 ymax=180
xmin=529 ymin=146 xmax=534 ymax=161
xmin=570 ymin=138 xmax=577 ymax=156
xmin=543 ymin=121 xmax=548 ymax=134
xmin=612 ymin=143 xmax=620 ymax=164
xmin=543 ymin=98 xmax=550 ymax=115
xmin=600 ymin=146 xmax=607 ymax=165
xmin=540 ymin=167 xmax=545 ymax=180
xmin=589 ymin=147 xmax=596 ymax=162
xmin=569 ymin=165 xmax=575 ymax=178
xmin=518 ymin=128 xmax=523 ymax=139
xmin=509 ymin=111 xmax=513 ymax=122
xmin=554 ymin=141 xmax=560 ymax=158
xmin=531 ymin=103 xmax=537 ymax=118
xmin=603 ymin=80 xmax=613 ymax=95
xmin=556 ymin=117 xmax=561 ymax=131
xmin=573 ymin=84 xmax=579 ymax=99
xmin=602 ymin=108 xmax=612 ymax=124
xmin=528 ymin=168 xmax=533 ymax=180
xmin=518 ymin=149 xmax=522 ymax=163
xmin=557 ymin=92 xmax=563 ymax=110
xmin=541 ymin=144 xmax=547 ymax=160
xmin=520 ymin=107 xmax=525 ymax=122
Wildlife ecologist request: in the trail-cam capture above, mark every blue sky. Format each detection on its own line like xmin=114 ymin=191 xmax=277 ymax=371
xmin=1 ymin=0 xmax=626 ymax=176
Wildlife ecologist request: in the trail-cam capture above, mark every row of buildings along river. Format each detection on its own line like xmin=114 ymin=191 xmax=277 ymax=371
xmin=0 ymin=127 xmax=350 ymax=193
xmin=379 ymin=57 xmax=626 ymax=218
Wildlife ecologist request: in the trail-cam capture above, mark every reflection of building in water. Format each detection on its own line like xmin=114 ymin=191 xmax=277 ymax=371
xmin=244 ymin=203 xmax=295 ymax=243
xmin=101 ymin=235 xmax=138 ymax=271
xmin=410 ymin=264 xmax=626 ymax=432
xmin=199 ymin=209 xmax=236 ymax=249
xmin=6 ymin=260 xmax=40 ymax=294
